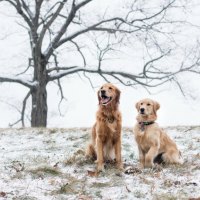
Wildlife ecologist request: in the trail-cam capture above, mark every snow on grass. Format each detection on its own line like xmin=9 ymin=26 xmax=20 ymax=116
xmin=0 ymin=127 xmax=199 ymax=199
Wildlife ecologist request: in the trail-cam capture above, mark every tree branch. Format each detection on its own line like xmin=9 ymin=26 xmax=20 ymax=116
xmin=3 ymin=90 xmax=31 ymax=127
xmin=130 ymin=0 xmax=176 ymax=24
xmin=34 ymin=0 xmax=44 ymax=27
xmin=48 ymin=58 xmax=200 ymax=88
xmin=38 ymin=0 xmax=68 ymax=48
xmin=55 ymin=17 xmax=128 ymax=48
xmin=3 ymin=0 xmax=33 ymax=28
xmin=48 ymin=66 xmax=172 ymax=87
xmin=20 ymin=0 xmax=34 ymax=20
xmin=21 ymin=90 xmax=31 ymax=127
xmin=70 ymin=40 xmax=86 ymax=67
xmin=44 ymin=0 xmax=92 ymax=59
xmin=47 ymin=66 xmax=77 ymax=73
xmin=0 ymin=76 xmax=37 ymax=88
xmin=54 ymin=0 xmax=177 ymax=50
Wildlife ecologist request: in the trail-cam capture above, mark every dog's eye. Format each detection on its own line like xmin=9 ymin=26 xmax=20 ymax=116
xmin=101 ymin=87 xmax=103 ymax=89
xmin=109 ymin=87 xmax=112 ymax=90
xmin=147 ymin=103 xmax=151 ymax=106
xmin=141 ymin=103 xmax=143 ymax=105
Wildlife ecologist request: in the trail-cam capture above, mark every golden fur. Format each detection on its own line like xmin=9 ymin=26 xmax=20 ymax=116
xmin=86 ymin=83 xmax=122 ymax=171
xmin=133 ymin=98 xmax=183 ymax=168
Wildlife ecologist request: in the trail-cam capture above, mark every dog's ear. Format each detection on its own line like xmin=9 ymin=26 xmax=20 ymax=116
xmin=115 ymin=88 xmax=121 ymax=104
xmin=135 ymin=101 xmax=140 ymax=111
xmin=97 ymin=90 xmax=101 ymax=105
xmin=153 ymin=100 xmax=160 ymax=112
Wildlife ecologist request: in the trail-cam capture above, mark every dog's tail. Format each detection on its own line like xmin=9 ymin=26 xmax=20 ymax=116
xmin=86 ymin=144 xmax=97 ymax=160
xmin=162 ymin=150 xmax=184 ymax=165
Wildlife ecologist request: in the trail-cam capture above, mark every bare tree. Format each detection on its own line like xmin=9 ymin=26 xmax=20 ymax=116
xmin=0 ymin=0 xmax=200 ymax=127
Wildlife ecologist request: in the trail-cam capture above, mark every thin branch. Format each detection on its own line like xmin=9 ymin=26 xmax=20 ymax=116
xmin=70 ymin=40 xmax=86 ymax=67
xmin=0 ymin=98 xmax=22 ymax=127
xmin=99 ymin=73 xmax=110 ymax=83
xmin=55 ymin=17 xmax=129 ymax=49
xmin=54 ymin=0 xmax=177 ymax=50
xmin=130 ymin=0 xmax=176 ymax=24
xmin=11 ymin=0 xmax=33 ymax=28
xmin=0 ymin=76 xmax=36 ymax=88
xmin=45 ymin=0 xmax=92 ymax=60
xmin=57 ymin=80 xmax=67 ymax=117
xmin=16 ymin=58 xmax=33 ymax=76
xmin=47 ymin=66 xmax=77 ymax=73
xmin=52 ymin=53 xmax=67 ymax=116
xmin=20 ymin=0 xmax=34 ymax=20
xmin=38 ymin=0 xmax=68 ymax=48
xmin=142 ymin=50 xmax=171 ymax=77
xmin=47 ymin=66 xmax=165 ymax=87
xmin=2 ymin=90 xmax=31 ymax=127
xmin=34 ymin=0 xmax=44 ymax=25
xmin=21 ymin=90 xmax=31 ymax=127
xmin=82 ymin=72 xmax=95 ymax=89
xmin=48 ymin=53 xmax=200 ymax=87
xmin=9 ymin=119 xmax=21 ymax=127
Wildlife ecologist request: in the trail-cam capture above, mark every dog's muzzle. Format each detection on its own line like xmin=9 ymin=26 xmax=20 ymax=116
xmin=140 ymin=108 xmax=145 ymax=114
xmin=100 ymin=91 xmax=112 ymax=105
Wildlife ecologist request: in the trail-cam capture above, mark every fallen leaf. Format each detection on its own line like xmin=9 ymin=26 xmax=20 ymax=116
xmin=124 ymin=166 xmax=142 ymax=175
xmin=79 ymin=194 xmax=92 ymax=200
xmin=87 ymin=170 xmax=99 ymax=177
xmin=0 ymin=192 xmax=6 ymax=197
xmin=195 ymin=153 xmax=200 ymax=158
xmin=48 ymin=179 xmax=56 ymax=185
xmin=154 ymin=172 xmax=161 ymax=178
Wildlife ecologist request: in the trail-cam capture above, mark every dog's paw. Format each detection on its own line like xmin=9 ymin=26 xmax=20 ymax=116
xmin=144 ymin=162 xmax=154 ymax=168
xmin=116 ymin=162 xmax=124 ymax=171
xmin=97 ymin=164 xmax=105 ymax=172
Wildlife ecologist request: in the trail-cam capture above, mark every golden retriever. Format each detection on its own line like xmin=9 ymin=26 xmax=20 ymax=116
xmin=86 ymin=83 xmax=122 ymax=171
xmin=133 ymin=98 xmax=183 ymax=168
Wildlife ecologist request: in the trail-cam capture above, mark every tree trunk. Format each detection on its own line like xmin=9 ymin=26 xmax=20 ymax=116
xmin=31 ymin=54 xmax=48 ymax=127
xmin=31 ymin=82 xmax=47 ymax=127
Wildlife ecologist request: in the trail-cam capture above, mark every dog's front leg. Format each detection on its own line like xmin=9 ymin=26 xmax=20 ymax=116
xmin=114 ymin=138 xmax=123 ymax=170
xmin=96 ymin=136 xmax=104 ymax=171
xmin=145 ymin=146 xmax=159 ymax=168
xmin=138 ymin=146 xmax=145 ymax=168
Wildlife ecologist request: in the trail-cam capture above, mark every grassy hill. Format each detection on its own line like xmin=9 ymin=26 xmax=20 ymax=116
xmin=0 ymin=127 xmax=199 ymax=199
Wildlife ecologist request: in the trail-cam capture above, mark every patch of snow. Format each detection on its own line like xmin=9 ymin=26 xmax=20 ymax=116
xmin=0 ymin=127 xmax=199 ymax=199
xmin=0 ymin=75 xmax=37 ymax=87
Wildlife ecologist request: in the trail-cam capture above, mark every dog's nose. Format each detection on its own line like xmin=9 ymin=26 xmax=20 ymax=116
xmin=101 ymin=90 xmax=106 ymax=95
xmin=140 ymin=108 xmax=145 ymax=113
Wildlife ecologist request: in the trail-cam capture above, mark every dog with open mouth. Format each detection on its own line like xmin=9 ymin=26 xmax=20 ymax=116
xmin=133 ymin=98 xmax=183 ymax=168
xmin=86 ymin=83 xmax=122 ymax=171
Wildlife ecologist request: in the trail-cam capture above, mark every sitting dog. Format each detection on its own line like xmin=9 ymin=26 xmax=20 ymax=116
xmin=133 ymin=98 xmax=183 ymax=168
xmin=86 ymin=83 xmax=122 ymax=171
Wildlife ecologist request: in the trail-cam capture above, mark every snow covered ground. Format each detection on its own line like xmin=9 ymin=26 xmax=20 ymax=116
xmin=0 ymin=126 xmax=199 ymax=200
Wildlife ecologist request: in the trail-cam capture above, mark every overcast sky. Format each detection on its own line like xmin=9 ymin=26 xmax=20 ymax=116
xmin=0 ymin=0 xmax=200 ymax=128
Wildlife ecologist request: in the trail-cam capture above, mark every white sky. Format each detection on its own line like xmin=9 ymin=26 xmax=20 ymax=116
xmin=0 ymin=0 xmax=200 ymax=128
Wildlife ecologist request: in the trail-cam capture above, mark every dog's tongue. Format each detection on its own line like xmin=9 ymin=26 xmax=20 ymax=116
xmin=101 ymin=97 xmax=109 ymax=104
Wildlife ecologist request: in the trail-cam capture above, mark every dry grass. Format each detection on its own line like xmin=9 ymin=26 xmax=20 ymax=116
xmin=0 ymin=127 xmax=199 ymax=200
xmin=28 ymin=166 xmax=61 ymax=177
